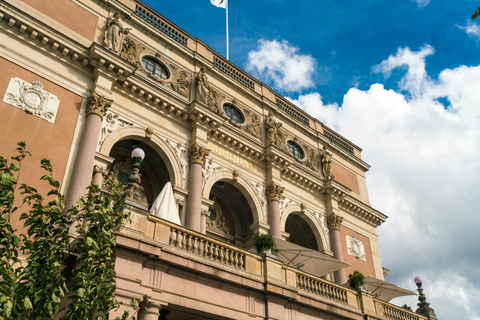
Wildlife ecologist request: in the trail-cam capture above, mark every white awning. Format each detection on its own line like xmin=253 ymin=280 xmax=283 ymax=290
xmin=150 ymin=182 xmax=181 ymax=225
xmin=364 ymin=276 xmax=417 ymax=301
xmin=273 ymin=237 xmax=350 ymax=277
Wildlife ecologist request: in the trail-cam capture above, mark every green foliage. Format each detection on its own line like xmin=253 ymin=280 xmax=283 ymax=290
xmin=0 ymin=142 xmax=148 ymax=320
xmin=347 ymin=270 xmax=365 ymax=291
xmin=253 ymin=233 xmax=275 ymax=254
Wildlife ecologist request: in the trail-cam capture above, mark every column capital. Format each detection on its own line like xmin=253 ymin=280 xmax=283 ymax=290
xmin=189 ymin=143 xmax=210 ymax=166
xmin=93 ymin=165 xmax=109 ymax=176
xmin=266 ymin=182 xmax=284 ymax=201
xmin=327 ymin=213 xmax=344 ymax=230
xmin=87 ymin=92 xmax=113 ymax=119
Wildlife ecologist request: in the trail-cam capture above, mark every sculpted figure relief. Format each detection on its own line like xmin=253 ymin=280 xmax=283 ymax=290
xmin=170 ymin=70 xmax=190 ymax=97
xmin=196 ymin=68 xmax=219 ymax=112
xmin=244 ymin=111 xmax=261 ymax=138
xmin=304 ymin=147 xmax=318 ymax=172
xmin=104 ymin=13 xmax=131 ymax=52
xmin=120 ymin=37 xmax=143 ymax=66
xmin=320 ymin=145 xmax=335 ymax=180
xmin=265 ymin=112 xmax=286 ymax=147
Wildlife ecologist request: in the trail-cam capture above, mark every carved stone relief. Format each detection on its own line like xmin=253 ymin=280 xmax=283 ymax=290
xmin=247 ymin=180 xmax=267 ymax=221
xmin=166 ymin=139 xmax=188 ymax=181
xmin=279 ymin=196 xmax=292 ymax=218
xmin=196 ymin=68 xmax=220 ymax=112
xmin=315 ymin=212 xmax=331 ymax=249
xmin=346 ymin=235 xmax=366 ymax=261
xmin=169 ymin=68 xmax=190 ymax=98
xmin=202 ymin=158 xmax=224 ymax=191
xmin=3 ymin=78 xmax=60 ymax=124
xmin=207 ymin=198 xmax=230 ymax=234
xmin=226 ymin=107 xmax=261 ymax=139
xmin=104 ymin=12 xmax=130 ymax=53
xmin=303 ymin=146 xmax=318 ymax=172
xmin=320 ymin=145 xmax=335 ymax=180
xmin=189 ymin=143 xmax=210 ymax=166
xmin=99 ymin=111 xmax=134 ymax=147
xmin=120 ymin=37 xmax=144 ymax=66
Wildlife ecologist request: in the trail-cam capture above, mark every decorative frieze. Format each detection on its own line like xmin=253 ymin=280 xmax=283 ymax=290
xmin=189 ymin=143 xmax=210 ymax=166
xmin=3 ymin=78 xmax=60 ymax=124
xmin=87 ymin=92 xmax=113 ymax=119
xmin=346 ymin=235 xmax=366 ymax=261
xmin=327 ymin=213 xmax=343 ymax=230
xmin=266 ymin=182 xmax=285 ymax=201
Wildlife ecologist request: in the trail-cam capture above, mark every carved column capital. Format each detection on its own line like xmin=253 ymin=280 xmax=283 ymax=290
xmin=266 ymin=182 xmax=285 ymax=201
xmin=87 ymin=92 xmax=113 ymax=119
xmin=93 ymin=165 xmax=109 ymax=176
xmin=189 ymin=143 xmax=210 ymax=166
xmin=327 ymin=213 xmax=343 ymax=230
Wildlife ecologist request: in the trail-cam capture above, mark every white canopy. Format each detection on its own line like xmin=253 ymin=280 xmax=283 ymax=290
xmin=364 ymin=276 xmax=417 ymax=301
xmin=150 ymin=182 xmax=181 ymax=225
xmin=273 ymin=237 xmax=350 ymax=278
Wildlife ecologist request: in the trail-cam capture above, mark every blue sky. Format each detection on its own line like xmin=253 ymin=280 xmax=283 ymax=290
xmin=144 ymin=1 xmax=480 ymax=319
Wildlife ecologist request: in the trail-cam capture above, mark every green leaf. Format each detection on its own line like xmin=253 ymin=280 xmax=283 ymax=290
xmin=130 ymin=298 xmax=137 ymax=310
xmin=4 ymin=300 xmax=12 ymax=317
xmin=24 ymin=296 xmax=33 ymax=309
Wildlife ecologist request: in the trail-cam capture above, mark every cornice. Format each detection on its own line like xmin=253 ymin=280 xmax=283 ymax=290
xmin=209 ymin=127 xmax=266 ymax=164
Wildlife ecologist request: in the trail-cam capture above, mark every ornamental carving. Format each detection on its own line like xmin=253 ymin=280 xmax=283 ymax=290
xmin=320 ymin=145 xmax=335 ymax=180
xmin=304 ymin=146 xmax=318 ymax=172
xmin=266 ymin=182 xmax=285 ymax=201
xmin=170 ymin=69 xmax=190 ymax=98
xmin=279 ymin=196 xmax=292 ymax=218
xmin=104 ymin=12 xmax=130 ymax=52
xmin=196 ymin=68 xmax=219 ymax=113
xmin=327 ymin=213 xmax=343 ymax=230
xmin=87 ymin=92 xmax=113 ymax=119
xmin=265 ymin=112 xmax=286 ymax=148
xmin=317 ymin=213 xmax=331 ymax=248
xmin=167 ymin=139 xmax=188 ymax=181
xmin=99 ymin=111 xmax=134 ymax=147
xmin=346 ymin=234 xmax=366 ymax=261
xmin=3 ymin=78 xmax=60 ymax=124
xmin=207 ymin=199 xmax=230 ymax=234
xmin=93 ymin=165 xmax=109 ymax=176
xmin=120 ymin=37 xmax=144 ymax=66
xmin=202 ymin=158 xmax=224 ymax=190
xmin=189 ymin=143 xmax=210 ymax=166
xmin=248 ymin=180 xmax=267 ymax=221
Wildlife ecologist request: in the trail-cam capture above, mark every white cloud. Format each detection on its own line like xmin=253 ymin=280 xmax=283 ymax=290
xmin=288 ymin=44 xmax=480 ymax=319
xmin=411 ymin=0 xmax=430 ymax=8
xmin=457 ymin=22 xmax=480 ymax=40
xmin=246 ymin=39 xmax=316 ymax=92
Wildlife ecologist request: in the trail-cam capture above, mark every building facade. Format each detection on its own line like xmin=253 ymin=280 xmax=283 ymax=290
xmin=0 ymin=0 xmax=428 ymax=319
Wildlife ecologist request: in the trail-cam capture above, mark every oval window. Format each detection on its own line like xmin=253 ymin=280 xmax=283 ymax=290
xmin=287 ymin=141 xmax=304 ymax=160
xmin=223 ymin=104 xmax=244 ymax=124
xmin=142 ymin=56 xmax=169 ymax=80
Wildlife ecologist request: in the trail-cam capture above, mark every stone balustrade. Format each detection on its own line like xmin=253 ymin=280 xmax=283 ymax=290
xmin=296 ymin=270 xmax=350 ymax=305
xmin=213 ymin=55 xmax=256 ymax=91
xmin=375 ymin=299 xmax=426 ymax=320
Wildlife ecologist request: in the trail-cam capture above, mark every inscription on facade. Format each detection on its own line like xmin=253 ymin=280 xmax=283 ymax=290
xmin=214 ymin=146 xmax=254 ymax=172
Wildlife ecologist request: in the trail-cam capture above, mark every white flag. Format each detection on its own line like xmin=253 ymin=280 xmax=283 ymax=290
xmin=211 ymin=0 xmax=227 ymax=9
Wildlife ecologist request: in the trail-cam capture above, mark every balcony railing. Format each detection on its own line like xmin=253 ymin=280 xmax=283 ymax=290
xmin=375 ymin=299 xmax=426 ymax=320
xmin=213 ymin=54 xmax=256 ymax=91
xmin=296 ymin=270 xmax=349 ymax=304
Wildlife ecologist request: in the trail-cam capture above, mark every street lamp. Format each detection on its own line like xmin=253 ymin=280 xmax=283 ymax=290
xmin=124 ymin=147 xmax=148 ymax=209
xmin=414 ymin=276 xmax=437 ymax=319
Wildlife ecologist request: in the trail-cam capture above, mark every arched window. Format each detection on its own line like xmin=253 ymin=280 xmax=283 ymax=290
xmin=142 ymin=56 xmax=169 ymax=80
xmin=287 ymin=141 xmax=304 ymax=160
xmin=223 ymin=104 xmax=244 ymax=124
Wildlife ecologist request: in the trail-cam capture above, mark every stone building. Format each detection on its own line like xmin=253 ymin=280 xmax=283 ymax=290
xmin=0 ymin=0 xmax=432 ymax=319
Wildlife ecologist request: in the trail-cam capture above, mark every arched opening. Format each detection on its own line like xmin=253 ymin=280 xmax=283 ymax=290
xmin=108 ymin=139 xmax=170 ymax=208
xmin=208 ymin=180 xmax=254 ymax=248
xmin=285 ymin=213 xmax=319 ymax=251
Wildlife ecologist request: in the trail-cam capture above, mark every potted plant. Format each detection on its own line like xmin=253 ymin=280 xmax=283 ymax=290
xmin=347 ymin=270 xmax=365 ymax=291
xmin=253 ymin=233 xmax=275 ymax=255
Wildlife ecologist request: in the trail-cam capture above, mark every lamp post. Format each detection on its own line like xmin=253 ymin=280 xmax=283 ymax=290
xmin=414 ymin=276 xmax=437 ymax=319
xmin=124 ymin=147 xmax=149 ymax=209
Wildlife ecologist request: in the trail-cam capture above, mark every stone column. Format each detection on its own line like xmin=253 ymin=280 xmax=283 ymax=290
xmin=185 ymin=143 xmax=209 ymax=232
xmin=267 ymin=182 xmax=284 ymax=238
xmin=66 ymin=93 xmax=112 ymax=235
xmin=140 ymin=303 xmax=161 ymax=320
xmin=327 ymin=213 xmax=347 ymax=284
xmin=92 ymin=165 xmax=108 ymax=186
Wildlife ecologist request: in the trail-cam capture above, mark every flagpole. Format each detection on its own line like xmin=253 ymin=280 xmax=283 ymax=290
xmin=226 ymin=0 xmax=229 ymax=60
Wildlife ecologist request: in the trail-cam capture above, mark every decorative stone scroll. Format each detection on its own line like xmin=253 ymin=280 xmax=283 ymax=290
xmin=266 ymin=182 xmax=285 ymax=201
xmin=99 ymin=111 xmax=134 ymax=147
xmin=3 ymin=78 xmax=60 ymax=124
xmin=189 ymin=143 xmax=210 ymax=166
xmin=327 ymin=213 xmax=343 ymax=230
xmin=87 ymin=92 xmax=113 ymax=119
xmin=265 ymin=112 xmax=286 ymax=148
xmin=320 ymin=145 xmax=335 ymax=180
xmin=346 ymin=235 xmax=366 ymax=261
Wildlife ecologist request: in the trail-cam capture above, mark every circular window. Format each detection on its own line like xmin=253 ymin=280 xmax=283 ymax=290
xmin=223 ymin=104 xmax=244 ymax=124
xmin=142 ymin=57 xmax=169 ymax=80
xmin=287 ymin=141 xmax=304 ymax=160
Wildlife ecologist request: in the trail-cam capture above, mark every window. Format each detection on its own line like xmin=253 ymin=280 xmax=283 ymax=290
xmin=142 ymin=57 xmax=169 ymax=79
xmin=287 ymin=141 xmax=304 ymax=159
xmin=223 ymin=104 xmax=244 ymax=124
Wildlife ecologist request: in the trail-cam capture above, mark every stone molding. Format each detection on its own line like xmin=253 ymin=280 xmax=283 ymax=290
xmin=189 ymin=143 xmax=210 ymax=166
xmin=2 ymin=78 xmax=60 ymax=124
xmin=87 ymin=92 xmax=113 ymax=119
xmin=266 ymin=182 xmax=285 ymax=202
xmin=327 ymin=213 xmax=343 ymax=231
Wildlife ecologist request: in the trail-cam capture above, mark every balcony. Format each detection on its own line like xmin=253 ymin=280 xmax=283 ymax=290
xmin=116 ymin=210 xmax=425 ymax=320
